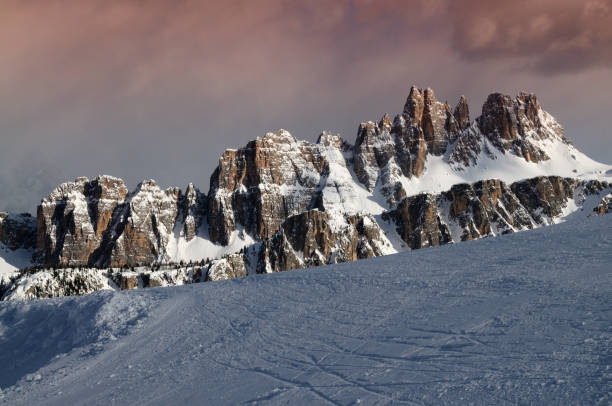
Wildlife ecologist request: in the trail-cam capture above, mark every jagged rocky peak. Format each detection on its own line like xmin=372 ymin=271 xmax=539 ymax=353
xmin=316 ymin=131 xmax=350 ymax=151
xmin=453 ymin=95 xmax=470 ymax=131
xmin=178 ymin=183 xmax=207 ymax=242
xmin=352 ymin=86 xmax=476 ymax=205
xmin=354 ymin=87 xmax=579 ymax=193
xmin=104 ymin=179 xmax=181 ymax=267
xmin=476 ymin=91 xmax=566 ymax=163
xmin=36 ymin=175 xmax=129 ymax=267
xmin=207 ymin=129 xmax=345 ymax=245
xmin=35 ymin=175 xmax=207 ymax=267
xmin=401 ymin=86 xmax=463 ymax=155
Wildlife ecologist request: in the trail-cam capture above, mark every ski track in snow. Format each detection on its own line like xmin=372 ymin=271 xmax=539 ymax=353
xmin=0 ymin=215 xmax=611 ymax=405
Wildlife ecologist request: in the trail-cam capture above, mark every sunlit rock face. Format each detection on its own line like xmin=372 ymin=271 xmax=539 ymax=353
xmin=35 ymin=176 xmax=206 ymax=267
xmin=207 ymin=130 xmax=357 ymax=245
xmin=36 ymin=176 xmax=129 ymax=267
xmin=384 ymin=177 xmax=610 ymax=249
xmin=7 ymin=86 xmax=610 ymax=299
xmin=256 ymin=209 xmax=393 ymax=274
xmin=353 ymin=87 xmax=469 ymax=206
xmin=476 ymin=92 xmax=567 ymax=163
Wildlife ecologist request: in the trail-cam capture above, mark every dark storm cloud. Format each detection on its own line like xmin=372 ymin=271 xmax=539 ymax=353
xmin=0 ymin=0 xmax=610 ymax=213
xmin=449 ymin=0 xmax=612 ymax=73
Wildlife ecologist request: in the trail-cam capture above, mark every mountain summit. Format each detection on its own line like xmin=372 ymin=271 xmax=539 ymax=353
xmin=1 ymin=88 xmax=611 ymax=299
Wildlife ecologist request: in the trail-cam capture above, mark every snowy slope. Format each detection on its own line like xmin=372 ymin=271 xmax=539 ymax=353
xmin=0 ymin=244 xmax=31 ymax=283
xmin=165 ymin=220 xmax=257 ymax=263
xmin=374 ymin=128 xmax=612 ymax=202
xmin=1 ymin=214 xmax=610 ymax=405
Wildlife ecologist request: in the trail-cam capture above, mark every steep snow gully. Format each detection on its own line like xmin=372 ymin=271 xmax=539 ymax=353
xmin=1 ymin=214 xmax=610 ymax=405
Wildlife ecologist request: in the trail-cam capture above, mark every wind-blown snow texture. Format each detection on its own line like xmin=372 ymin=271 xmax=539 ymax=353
xmin=1 ymin=215 xmax=610 ymax=405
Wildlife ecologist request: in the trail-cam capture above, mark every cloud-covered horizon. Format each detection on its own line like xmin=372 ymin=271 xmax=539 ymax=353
xmin=1 ymin=0 xmax=611 ymax=212
xmin=450 ymin=0 xmax=612 ymax=73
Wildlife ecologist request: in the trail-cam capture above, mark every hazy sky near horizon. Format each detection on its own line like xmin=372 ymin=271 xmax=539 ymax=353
xmin=1 ymin=0 xmax=612 ymax=212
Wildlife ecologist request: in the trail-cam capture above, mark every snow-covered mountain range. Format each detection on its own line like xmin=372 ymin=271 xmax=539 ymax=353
xmin=1 ymin=87 xmax=611 ymax=299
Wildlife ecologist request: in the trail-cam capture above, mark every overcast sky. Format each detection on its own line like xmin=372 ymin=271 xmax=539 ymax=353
xmin=1 ymin=0 xmax=611 ymax=213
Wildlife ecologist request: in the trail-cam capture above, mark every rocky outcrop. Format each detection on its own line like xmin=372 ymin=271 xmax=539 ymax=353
xmin=178 ymin=183 xmax=207 ymax=241
xmin=594 ymin=195 xmax=612 ymax=215
xmin=35 ymin=176 xmax=207 ymax=267
xmin=207 ymin=130 xmax=360 ymax=245
xmin=476 ymin=92 xmax=566 ymax=163
xmin=176 ymin=210 xmax=394 ymax=280
xmin=0 ymin=212 xmax=36 ymax=250
xmin=3 ymin=86 xmax=609 ymax=301
xmin=442 ymin=180 xmax=534 ymax=241
xmin=510 ymin=176 xmax=578 ymax=221
xmin=36 ymin=176 xmax=129 ymax=266
xmin=205 ymin=254 xmax=248 ymax=281
xmin=3 ymin=175 xmax=611 ymax=299
xmin=382 ymin=176 xmax=610 ymax=251
xmin=257 ymin=209 xmax=393 ymax=273
xmin=352 ymin=87 xmax=468 ymax=206
xmin=382 ymin=194 xmax=452 ymax=249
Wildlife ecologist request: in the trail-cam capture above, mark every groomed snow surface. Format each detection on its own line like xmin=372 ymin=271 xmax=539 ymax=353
xmin=1 ymin=215 xmax=611 ymax=405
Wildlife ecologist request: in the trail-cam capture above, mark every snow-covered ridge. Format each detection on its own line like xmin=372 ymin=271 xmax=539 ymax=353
xmin=3 ymin=175 xmax=610 ymax=300
xmin=1 ymin=87 xmax=611 ymax=299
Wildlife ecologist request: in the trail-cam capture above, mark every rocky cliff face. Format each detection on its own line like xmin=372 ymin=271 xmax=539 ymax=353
xmin=352 ymin=87 xmax=468 ymax=206
xmin=383 ymin=177 xmax=610 ymax=251
xmin=35 ymin=176 xmax=207 ymax=267
xmin=382 ymin=194 xmax=452 ymax=249
xmin=256 ymin=210 xmax=393 ymax=273
xmin=0 ymin=212 xmax=36 ymax=251
xmin=177 ymin=176 xmax=611 ymax=283
xmin=32 ymin=87 xmax=596 ymax=270
xmin=2 ymin=86 xmax=611 ymax=300
xmin=3 ymin=175 xmax=610 ymax=300
xmin=442 ymin=180 xmax=534 ymax=240
xmin=206 ymin=130 xmax=363 ymax=246
xmin=449 ymin=93 xmax=567 ymax=167
xmin=207 ymin=130 xmax=327 ymax=245
xmin=36 ymin=176 xmax=128 ymax=267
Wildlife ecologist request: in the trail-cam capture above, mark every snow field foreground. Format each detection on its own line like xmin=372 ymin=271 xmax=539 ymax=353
xmin=1 ymin=215 xmax=611 ymax=405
